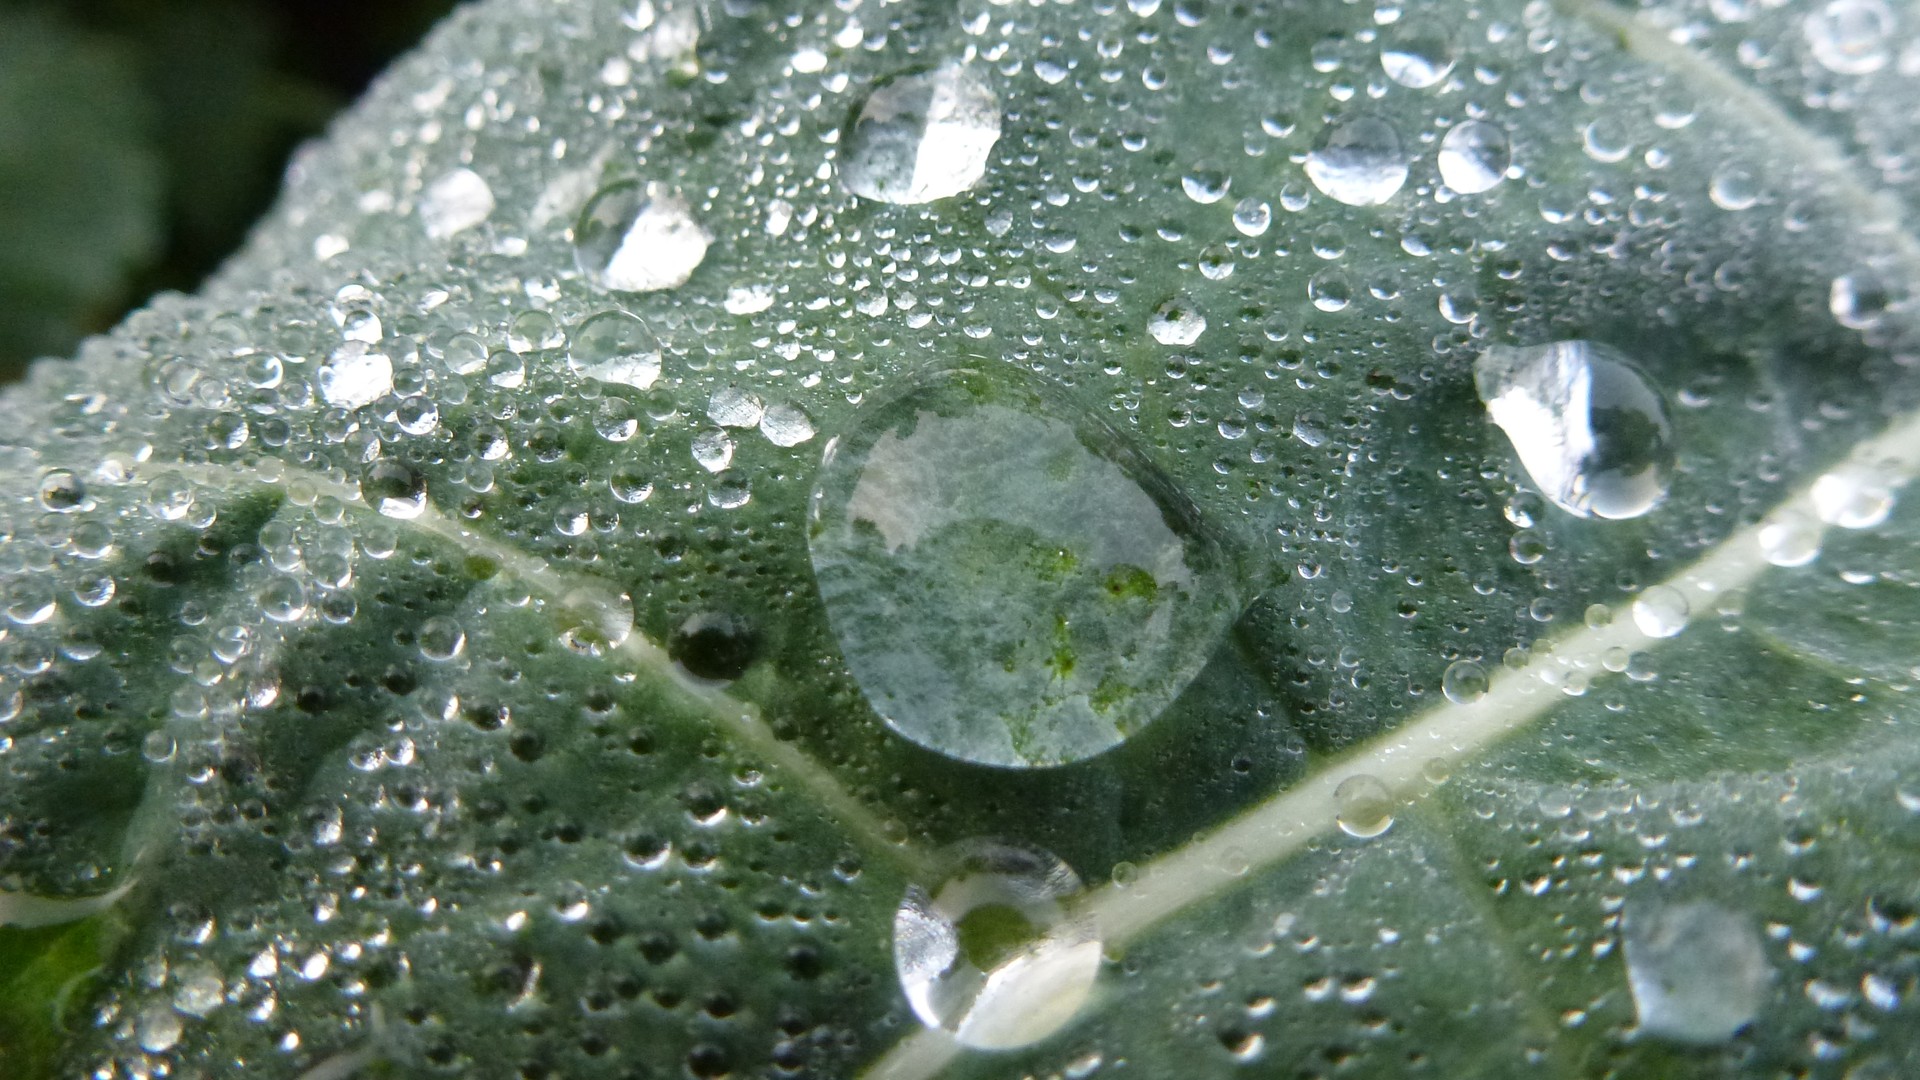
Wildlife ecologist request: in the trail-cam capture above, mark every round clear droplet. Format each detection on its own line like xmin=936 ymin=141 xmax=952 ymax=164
xmin=1632 ymin=585 xmax=1691 ymax=639
xmin=1475 ymin=340 xmax=1674 ymax=520
xmin=1804 ymin=0 xmax=1894 ymax=75
xmin=893 ymin=841 xmax=1101 ymax=1050
xmin=1148 ymin=297 xmax=1206 ymax=346
xmin=841 ymin=63 xmax=1002 ymax=205
xmin=1623 ymin=899 xmax=1769 ymax=1044
xmin=1437 ymin=121 xmax=1510 ymax=195
xmin=569 ymin=310 xmax=662 ymax=390
xmin=809 ymin=365 xmax=1240 ymax=768
xmin=1305 ymin=116 xmax=1407 ymax=206
xmin=1757 ymin=510 xmax=1821 ymax=566
xmin=1333 ymin=775 xmax=1395 ymax=838
xmin=1441 ymin=660 xmax=1489 ymax=704
xmin=1811 ymin=462 xmax=1896 ymax=529
xmin=360 ymin=461 xmax=428 ymax=520
xmin=1380 ymin=21 xmax=1456 ymax=88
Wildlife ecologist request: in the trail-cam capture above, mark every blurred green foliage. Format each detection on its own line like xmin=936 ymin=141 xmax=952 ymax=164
xmin=0 ymin=0 xmax=457 ymax=382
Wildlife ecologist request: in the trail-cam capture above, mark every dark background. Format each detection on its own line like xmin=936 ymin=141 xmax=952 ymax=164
xmin=0 ymin=0 xmax=461 ymax=382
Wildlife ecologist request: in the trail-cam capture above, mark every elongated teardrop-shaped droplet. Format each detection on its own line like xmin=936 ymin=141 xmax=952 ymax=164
xmin=1475 ymin=340 xmax=1674 ymax=520
xmin=809 ymin=365 xmax=1238 ymax=768
xmin=893 ymin=841 xmax=1101 ymax=1049
xmin=840 ymin=63 xmax=1001 ymax=205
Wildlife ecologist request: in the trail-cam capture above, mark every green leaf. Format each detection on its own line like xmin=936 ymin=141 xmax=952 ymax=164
xmin=4 ymin=0 xmax=1920 ymax=1076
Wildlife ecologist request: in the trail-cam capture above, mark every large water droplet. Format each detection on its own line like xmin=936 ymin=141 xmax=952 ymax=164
xmin=1437 ymin=121 xmax=1510 ymax=195
xmin=893 ymin=841 xmax=1101 ymax=1049
xmin=421 ymin=167 xmax=495 ymax=239
xmin=568 ymin=310 xmax=662 ymax=390
xmin=574 ymin=181 xmax=711 ymax=293
xmin=1379 ymin=22 xmax=1456 ymax=88
xmin=1475 ymin=341 xmax=1674 ymax=520
xmin=809 ymin=365 xmax=1239 ymax=768
xmin=1804 ymin=0 xmax=1894 ymax=75
xmin=840 ymin=63 xmax=1002 ymax=205
xmin=1305 ymin=116 xmax=1407 ymax=207
xmin=1623 ymin=899 xmax=1770 ymax=1044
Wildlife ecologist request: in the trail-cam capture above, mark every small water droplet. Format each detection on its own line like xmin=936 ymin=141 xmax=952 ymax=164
xmin=1231 ymin=197 xmax=1271 ymax=236
xmin=318 ymin=343 xmax=394 ymax=410
xmin=1181 ymin=167 xmax=1231 ymax=205
xmin=809 ymin=365 xmax=1239 ymax=768
xmin=708 ymin=385 xmax=766 ymax=429
xmin=692 ymin=429 xmax=735 ymax=473
xmin=136 ymin=1004 xmax=183 ymax=1054
xmin=1805 ymin=0 xmax=1894 ymax=75
xmin=1148 ymin=297 xmax=1206 ymax=346
xmin=1757 ymin=509 xmax=1821 ymax=566
xmin=575 ymin=181 xmax=711 ymax=293
xmin=841 ymin=63 xmax=1001 ymax=205
xmin=1475 ymin=340 xmax=1674 ymax=520
xmin=893 ymin=841 xmax=1101 ymax=1050
xmin=1811 ymin=462 xmax=1897 ymax=529
xmin=360 ymin=461 xmax=428 ymax=520
xmin=1333 ymin=774 xmax=1395 ymax=838
xmin=759 ymin=402 xmax=816 ymax=447
xmin=1631 ymin=585 xmax=1690 ymax=639
xmin=1830 ymin=271 xmax=1893 ymax=330
xmin=568 ymin=311 xmax=662 ymax=390
xmin=418 ymin=616 xmax=466 ymax=661
xmin=421 ymin=167 xmax=495 ymax=239
xmin=1709 ymin=165 xmax=1760 ymax=211
xmin=1305 ymin=116 xmax=1407 ymax=207
xmin=1437 ymin=121 xmax=1510 ymax=195
xmin=1623 ymin=899 xmax=1769 ymax=1044
xmin=1441 ymin=660 xmax=1489 ymax=704
xmin=1380 ymin=21 xmax=1456 ymax=88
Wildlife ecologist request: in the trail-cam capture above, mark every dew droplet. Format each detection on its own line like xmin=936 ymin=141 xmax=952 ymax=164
xmin=575 ymin=181 xmax=711 ymax=293
xmin=1757 ymin=509 xmax=1821 ymax=566
xmin=360 ymin=461 xmax=428 ymax=520
xmin=1333 ymin=774 xmax=1395 ymax=838
xmin=317 ymin=343 xmax=394 ymax=410
xmin=1804 ymin=0 xmax=1894 ymax=75
xmin=1811 ymin=462 xmax=1897 ymax=529
xmin=1441 ymin=659 xmax=1489 ymax=704
xmin=1830 ymin=271 xmax=1893 ymax=330
xmin=708 ymin=385 xmax=767 ymax=429
xmin=1709 ymin=165 xmax=1760 ymax=211
xmin=840 ymin=63 xmax=1001 ymax=205
xmin=38 ymin=470 xmax=87 ymax=512
xmin=136 ymin=1004 xmax=183 ymax=1054
xmin=1475 ymin=340 xmax=1674 ymax=520
xmin=1379 ymin=21 xmax=1456 ymax=88
xmin=1437 ymin=121 xmax=1510 ymax=195
xmin=568 ymin=311 xmax=662 ymax=390
xmin=1623 ymin=899 xmax=1770 ymax=1044
xmin=692 ymin=429 xmax=735 ymax=473
xmin=1631 ymin=585 xmax=1690 ymax=639
xmin=759 ymin=402 xmax=816 ymax=447
xmin=1305 ymin=116 xmax=1407 ymax=207
xmin=417 ymin=616 xmax=466 ymax=661
xmin=808 ymin=365 xmax=1239 ymax=768
xmin=893 ymin=841 xmax=1101 ymax=1050
xmin=1181 ymin=167 xmax=1231 ymax=205
xmin=420 ymin=167 xmax=495 ymax=239
xmin=1147 ymin=297 xmax=1206 ymax=346
xmin=1231 ymin=197 xmax=1271 ymax=237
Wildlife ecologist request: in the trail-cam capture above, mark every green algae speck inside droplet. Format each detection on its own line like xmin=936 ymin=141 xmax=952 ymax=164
xmin=807 ymin=365 xmax=1239 ymax=769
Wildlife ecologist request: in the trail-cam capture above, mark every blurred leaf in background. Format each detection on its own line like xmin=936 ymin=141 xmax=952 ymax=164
xmin=0 ymin=0 xmax=456 ymax=383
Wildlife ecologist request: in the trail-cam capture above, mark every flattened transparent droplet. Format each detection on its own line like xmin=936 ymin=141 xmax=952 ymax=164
xmin=574 ymin=181 xmax=711 ymax=293
xmin=1631 ymin=585 xmax=1690 ymax=639
xmin=317 ymin=343 xmax=394 ymax=410
xmin=1623 ymin=899 xmax=1770 ymax=1043
xmin=420 ymin=167 xmax=495 ymax=239
xmin=893 ymin=841 xmax=1101 ymax=1049
xmin=809 ymin=365 xmax=1239 ymax=768
xmin=1475 ymin=341 xmax=1674 ymax=520
xmin=568 ymin=310 xmax=662 ymax=390
xmin=1437 ymin=121 xmax=1510 ymax=195
xmin=841 ymin=63 xmax=1002 ymax=205
xmin=1804 ymin=0 xmax=1894 ymax=75
xmin=1333 ymin=774 xmax=1395 ymax=838
xmin=1305 ymin=116 xmax=1407 ymax=206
